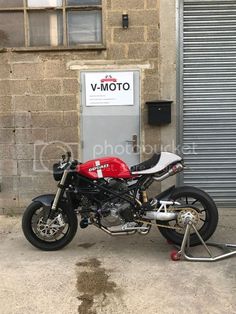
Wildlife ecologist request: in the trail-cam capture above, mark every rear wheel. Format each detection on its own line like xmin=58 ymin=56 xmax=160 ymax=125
xmin=22 ymin=201 xmax=78 ymax=251
xmin=157 ymin=186 xmax=218 ymax=246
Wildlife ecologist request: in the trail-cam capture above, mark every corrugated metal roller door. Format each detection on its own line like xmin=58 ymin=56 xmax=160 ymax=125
xmin=181 ymin=0 xmax=236 ymax=205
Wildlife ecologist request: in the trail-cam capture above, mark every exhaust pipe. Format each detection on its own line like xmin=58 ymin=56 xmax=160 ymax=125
xmin=153 ymin=163 xmax=184 ymax=182
xmin=143 ymin=211 xmax=177 ymax=221
xmin=93 ymin=222 xmax=136 ymax=236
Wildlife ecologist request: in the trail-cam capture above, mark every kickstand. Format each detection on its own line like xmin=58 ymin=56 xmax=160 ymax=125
xmin=170 ymin=221 xmax=236 ymax=262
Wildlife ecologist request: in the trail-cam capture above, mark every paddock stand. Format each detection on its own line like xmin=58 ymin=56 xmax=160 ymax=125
xmin=170 ymin=219 xmax=236 ymax=262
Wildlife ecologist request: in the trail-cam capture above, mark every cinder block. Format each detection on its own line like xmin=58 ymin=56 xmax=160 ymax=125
xmin=44 ymin=60 xmax=77 ymax=78
xmin=144 ymin=76 xmax=159 ymax=94
xmin=112 ymin=0 xmax=144 ymax=9
xmin=128 ymin=43 xmax=158 ymax=59
xmin=0 ymin=80 xmax=11 ymax=95
xmin=63 ymin=111 xmax=79 ymax=127
xmin=46 ymin=95 xmax=77 ymax=111
xmin=31 ymin=112 xmax=63 ymax=128
xmin=0 ymin=160 xmax=17 ymax=176
xmin=0 ymin=144 xmax=16 ymax=159
xmin=15 ymin=129 xmax=32 ymax=144
xmin=0 ymin=54 xmax=10 ymax=64
xmin=147 ymin=26 xmax=159 ymax=42
xmin=18 ymin=176 xmax=34 ymax=192
xmin=32 ymin=128 xmax=47 ymax=143
xmin=34 ymin=142 xmax=78 ymax=161
xmin=107 ymin=0 xmax=111 ymax=9
xmin=18 ymin=192 xmax=37 ymax=209
xmin=0 ymin=113 xmax=14 ymax=127
xmin=15 ymin=128 xmax=46 ymax=144
xmin=10 ymin=80 xmax=30 ymax=95
xmin=144 ymin=60 xmax=159 ymax=75
xmin=10 ymin=53 xmax=40 ymax=63
xmin=113 ymin=27 xmax=145 ymax=43
xmin=62 ymin=79 xmax=78 ymax=94
xmin=107 ymin=44 xmax=127 ymax=60
xmin=131 ymin=10 xmax=159 ymax=26
xmin=0 ymin=96 xmax=13 ymax=112
xmin=0 ymin=128 xmax=15 ymax=143
xmin=16 ymin=144 xmax=34 ymax=160
xmin=107 ymin=11 xmax=122 ymax=27
xmin=33 ymin=158 xmax=58 ymax=174
xmin=14 ymin=95 xmax=45 ymax=111
xmin=17 ymin=160 xmax=34 ymax=176
xmin=0 ymin=196 xmax=19 ymax=211
xmin=12 ymin=63 xmax=44 ymax=80
xmin=146 ymin=0 xmax=158 ymax=9
xmin=30 ymin=79 xmax=62 ymax=95
xmin=0 ymin=64 xmax=11 ymax=79
xmin=1 ymin=176 xmax=19 ymax=191
xmin=14 ymin=112 xmax=32 ymax=128
xmin=33 ymin=176 xmax=56 ymax=192
xmin=47 ymin=127 xmax=78 ymax=142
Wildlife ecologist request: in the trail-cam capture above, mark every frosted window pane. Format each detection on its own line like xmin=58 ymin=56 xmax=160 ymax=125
xmin=0 ymin=12 xmax=24 ymax=47
xmin=67 ymin=0 xmax=101 ymax=5
xmin=68 ymin=10 xmax=102 ymax=44
xmin=28 ymin=0 xmax=62 ymax=7
xmin=29 ymin=11 xmax=63 ymax=46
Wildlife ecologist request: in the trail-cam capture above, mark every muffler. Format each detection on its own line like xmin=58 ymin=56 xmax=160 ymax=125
xmin=143 ymin=211 xmax=177 ymax=221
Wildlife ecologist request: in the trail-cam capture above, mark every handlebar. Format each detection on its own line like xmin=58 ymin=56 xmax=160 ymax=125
xmin=61 ymin=152 xmax=71 ymax=162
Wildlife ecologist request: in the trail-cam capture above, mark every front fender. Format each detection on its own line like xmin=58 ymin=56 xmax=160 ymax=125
xmin=31 ymin=194 xmax=74 ymax=215
xmin=32 ymin=194 xmax=55 ymax=207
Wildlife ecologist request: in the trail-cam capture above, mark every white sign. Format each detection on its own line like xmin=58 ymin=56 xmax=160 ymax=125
xmin=85 ymin=71 xmax=134 ymax=106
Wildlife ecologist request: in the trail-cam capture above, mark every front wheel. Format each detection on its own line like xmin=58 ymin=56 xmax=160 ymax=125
xmin=157 ymin=186 xmax=219 ymax=246
xmin=22 ymin=201 xmax=78 ymax=251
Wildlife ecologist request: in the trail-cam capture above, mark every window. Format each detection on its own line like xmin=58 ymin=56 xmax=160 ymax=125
xmin=0 ymin=0 xmax=102 ymax=49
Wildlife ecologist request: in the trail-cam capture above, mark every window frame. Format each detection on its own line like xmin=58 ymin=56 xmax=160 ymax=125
xmin=0 ymin=0 xmax=105 ymax=52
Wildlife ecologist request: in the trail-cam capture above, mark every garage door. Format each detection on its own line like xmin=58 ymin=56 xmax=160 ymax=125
xmin=180 ymin=0 xmax=236 ymax=205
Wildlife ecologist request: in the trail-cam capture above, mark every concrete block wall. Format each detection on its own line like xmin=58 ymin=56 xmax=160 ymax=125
xmin=0 ymin=54 xmax=81 ymax=212
xmin=0 ymin=0 xmax=173 ymax=212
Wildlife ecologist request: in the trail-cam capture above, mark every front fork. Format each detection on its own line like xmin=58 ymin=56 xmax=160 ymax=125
xmin=51 ymin=170 xmax=69 ymax=210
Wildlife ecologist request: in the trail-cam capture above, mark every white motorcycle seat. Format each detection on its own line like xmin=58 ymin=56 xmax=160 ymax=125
xmin=131 ymin=152 xmax=182 ymax=175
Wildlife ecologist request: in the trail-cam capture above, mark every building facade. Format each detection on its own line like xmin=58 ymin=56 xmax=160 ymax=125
xmin=1 ymin=0 xmax=236 ymax=212
xmin=0 ymin=0 xmax=176 ymax=212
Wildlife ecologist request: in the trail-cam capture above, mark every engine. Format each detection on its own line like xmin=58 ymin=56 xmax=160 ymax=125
xmin=99 ymin=179 xmax=134 ymax=227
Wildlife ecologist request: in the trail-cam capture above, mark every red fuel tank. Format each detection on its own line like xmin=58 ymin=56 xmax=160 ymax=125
xmin=76 ymin=157 xmax=133 ymax=180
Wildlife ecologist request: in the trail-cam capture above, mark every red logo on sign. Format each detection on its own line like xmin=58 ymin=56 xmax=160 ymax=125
xmin=101 ymin=75 xmax=117 ymax=83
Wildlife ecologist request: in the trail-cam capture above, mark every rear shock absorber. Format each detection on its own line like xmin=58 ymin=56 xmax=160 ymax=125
xmin=141 ymin=191 xmax=148 ymax=203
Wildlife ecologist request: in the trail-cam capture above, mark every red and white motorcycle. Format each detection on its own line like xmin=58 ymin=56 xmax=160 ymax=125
xmin=22 ymin=152 xmax=218 ymax=251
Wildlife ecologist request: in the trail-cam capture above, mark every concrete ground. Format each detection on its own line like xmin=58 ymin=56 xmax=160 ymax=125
xmin=0 ymin=209 xmax=235 ymax=314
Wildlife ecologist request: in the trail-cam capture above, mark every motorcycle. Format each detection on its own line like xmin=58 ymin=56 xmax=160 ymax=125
xmin=22 ymin=152 xmax=219 ymax=251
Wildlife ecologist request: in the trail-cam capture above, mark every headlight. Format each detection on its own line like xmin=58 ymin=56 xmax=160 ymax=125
xmin=52 ymin=163 xmax=64 ymax=181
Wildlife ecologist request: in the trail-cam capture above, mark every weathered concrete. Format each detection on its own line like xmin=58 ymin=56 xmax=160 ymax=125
xmin=0 ymin=209 xmax=235 ymax=314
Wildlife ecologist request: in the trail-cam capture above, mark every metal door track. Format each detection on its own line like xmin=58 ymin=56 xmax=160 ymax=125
xmin=170 ymin=220 xmax=236 ymax=262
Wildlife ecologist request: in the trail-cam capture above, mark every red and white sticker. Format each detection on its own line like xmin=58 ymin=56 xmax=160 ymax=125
xmin=88 ymin=161 xmax=109 ymax=178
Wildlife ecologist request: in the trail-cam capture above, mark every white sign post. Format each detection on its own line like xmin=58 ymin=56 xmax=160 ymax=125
xmin=85 ymin=71 xmax=134 ymax=106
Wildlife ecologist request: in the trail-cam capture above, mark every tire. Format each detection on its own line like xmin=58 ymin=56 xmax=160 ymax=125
xmin=157 ymin=186 xmax=218 ymax=246
xmin=22 ymin=201 xmax=78 ymax=251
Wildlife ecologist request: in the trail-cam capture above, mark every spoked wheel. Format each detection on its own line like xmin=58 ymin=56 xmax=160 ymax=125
xmin=157 ymin=186 xmax=218 ymax=246
xmin=22 ymin=201 xmax=78 ymax=251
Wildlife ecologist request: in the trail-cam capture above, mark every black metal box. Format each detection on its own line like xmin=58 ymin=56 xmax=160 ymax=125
xmin=146 ymin=100 xmax=172 ymax=125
